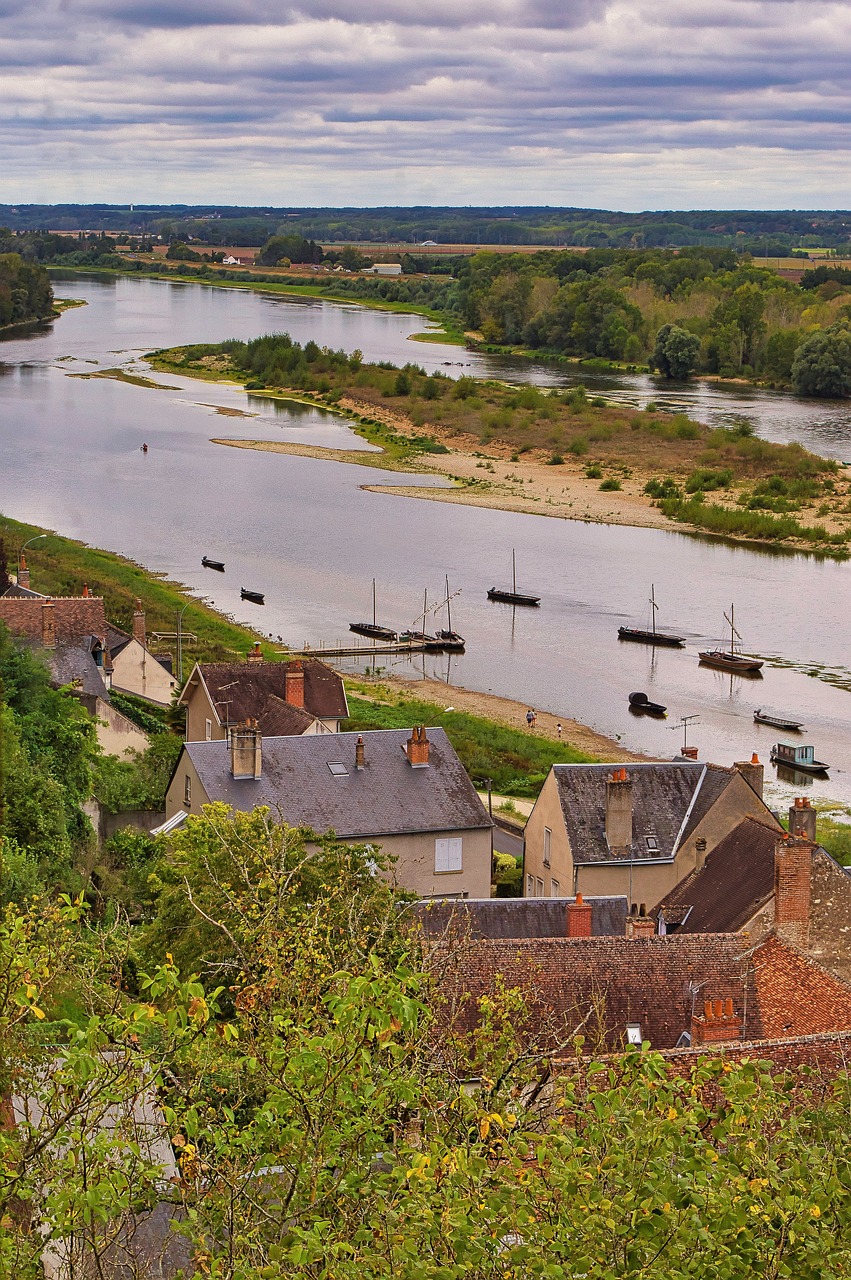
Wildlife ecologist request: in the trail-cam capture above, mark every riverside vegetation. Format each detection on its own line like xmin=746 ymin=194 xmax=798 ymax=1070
xmin=151 ymin=334 xmax=851 ymax=554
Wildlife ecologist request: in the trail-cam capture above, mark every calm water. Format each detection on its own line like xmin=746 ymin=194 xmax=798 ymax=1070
xmin=1 ymin=274 xmax=849 ymax=805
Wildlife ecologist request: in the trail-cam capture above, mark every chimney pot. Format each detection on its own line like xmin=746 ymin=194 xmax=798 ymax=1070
xmin=17 ymin=553 xmax=30 ymax=589
xmin=788 ymin=798 xmax=816 ymax=843
xmin=406 ymin=725 xmax=430 ymax=767
xmin=692 ymin=996 xmax=742 ymax=1045
xmin=355 ymin=735 xmax=365 ymax=770
xmin=82 ymin=583 xmax=90 ymax=598
xmin=704 ymin=999 xmax=713 ymax=1020
xmin=724 ymin=997 xmax=734 ymax=1017
xmin=247 ymin=640 xmax=263 ymax=664
xmin=567 ymin=893 xmax=593 ymax=938
xmin=230 ymin=721 xmax=262 ymax=780
xmin=132 ymin=598 xmax=146 ymax=646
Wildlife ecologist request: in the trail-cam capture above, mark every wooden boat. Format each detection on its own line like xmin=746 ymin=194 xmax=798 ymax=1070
xmin=488 ymin=549 xmax=540 ymax=606
xmin=754 ymin=708 xmax=804 ymax=732
xmin=240 ymin=588 xmax=265 ymax=605
xmin=618 ymin=585 xmax=685 ymax=647
xmin=628 ymin=691 xmax=667 ymax=717
xmin=400 ymin=588 xmax=439 ymax=647
xmin=202 ymin=556 xmax=225 ymax=572
xmin=349 ymin=579 xmax=397 ymax=642
xmin=698 ymin=605 xmax=763 ymax=674
xmin=770 ymin=742 xmax=829 ymax=774
xmin=435 ymin=576 xmax=466 ymax=651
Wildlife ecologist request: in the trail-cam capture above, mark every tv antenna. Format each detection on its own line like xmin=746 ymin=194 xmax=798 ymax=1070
xmin=673 ymin=714 xmax=700 ymax=757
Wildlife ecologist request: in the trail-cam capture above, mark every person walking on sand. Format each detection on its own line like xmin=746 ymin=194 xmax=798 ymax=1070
xmin=530 ymin=709 xmax=537 ymax=729
xmin=557 ymin=722 xmax=562 ymax=739
xmin=526 ymin=709 xmax=534 ymax=729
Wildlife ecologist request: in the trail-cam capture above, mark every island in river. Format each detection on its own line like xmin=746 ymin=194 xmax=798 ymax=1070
xmin=150 ymin=335 xmax=851 ymax=556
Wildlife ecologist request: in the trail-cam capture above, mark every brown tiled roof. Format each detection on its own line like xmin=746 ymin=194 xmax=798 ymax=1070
xmin=433 ymin=932 xmax=851 ymax=1052
xmin=193 ymin=659 xmax=348 ymax=725
xmin=656 ymin=816 xmax=782 ymax=933
xmin=552 ymin=761 xmax=735 ymax=865
xmin=0 ymin=595 xmax=108 ymax=645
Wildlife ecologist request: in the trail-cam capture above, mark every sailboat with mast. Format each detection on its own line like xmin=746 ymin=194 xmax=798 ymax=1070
xmin=487 ymin=549 xmax=541 ymax=607
xmin=698 ymin=604 xmax=763 ymax=674
xmin=618 ymin=584 xmax=685 ymax=647
xmin=349 ymin=579 xmax=398 ymax=642
xmin=435 ymin=576 xmax=465 ymax=652
xmin=399 ymin=589 xmax=439 ymax=646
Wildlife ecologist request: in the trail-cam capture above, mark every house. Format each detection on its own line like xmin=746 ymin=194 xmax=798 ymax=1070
xmin=655 ymin=798 xmax=851 ymax=985
xmin=179 ymin=647 xmax=348 ymax=740
xmin=522 ymin=758 xmax=777 ymax=906
xmin=105 ymin=600 xmax=176 ymax=706
xmin=163 ymin=725 xmax=494 ymax=899
xmin=364 ymin=263 xmax=402 ymax=276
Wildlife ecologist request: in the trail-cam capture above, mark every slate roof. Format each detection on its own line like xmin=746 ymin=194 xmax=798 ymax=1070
xmin=433 ymin=932 xmax=851 ymax=1052
xmin=0 ymin=595 xmax=108 ymax=645
xmin=410 ymin=896 xmax=629 ymax=939
xmin=184 ymin=728 xmax=492 ymax=838
xmin=189 ymin=659 xmax=349 ymax=725
xmin=0 ymin=582 xmax=46 ymax=599
xmin=552 ymin=761 xmax=735 ymax=865
xmin=50 ymin=641 xmax=110 ymax=701
xmin=656 ymin=816 xmax=782 ymax=934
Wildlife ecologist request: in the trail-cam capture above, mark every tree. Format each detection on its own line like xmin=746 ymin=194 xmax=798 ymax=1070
xmin=652 ymin=324 xmax=701 ymax=379
xmin=791 ymin=325 xmax=851 ymax=397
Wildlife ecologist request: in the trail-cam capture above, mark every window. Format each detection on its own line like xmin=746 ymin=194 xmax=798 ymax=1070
xmin=626 ymin=1023 xmax=642 ymax=1046
xmin=536 ymin=877 xmax=544 ymax=898
xmin=551 ymin=879 xmax=560 ymax=897
xmin=645 ymin=834 xmax=659 ymax=852
xmin=327 ymin=761 xmax=349 ymax=777
xmin=526 ymin=874 xmax=534 ymax=897
xmin=205 ymin=718 xmax=212 ymax=741
xmin=543 ymin=826 xmax=552 ymax=868
xmin=435 ymin=837 xmax=462 ymax=873
xmin=183 ymin=774 xmax=191 ymax=806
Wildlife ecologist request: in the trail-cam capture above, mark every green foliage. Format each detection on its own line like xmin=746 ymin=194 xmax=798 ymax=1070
xmin=652 ymin=323 xmax=701 ymax=379
xmin=0 ymin=252 xmax=53 ymax=327
xmin=644 ymin=476 xmax=681 ymax=499
xmin=91 ymin=733 xmax=183 ymax=814
xmin=685 ymin=467 xmax=733 ymax=493
xmin=599 ymin=477 xmax=622 ymax=490
xmin=792 ymin=324 xmax=851 ymax=398
xmin=257 ymin=234 xmax=323 ymax=267
xmin=547 ymin=452 xmax=565 ymax=465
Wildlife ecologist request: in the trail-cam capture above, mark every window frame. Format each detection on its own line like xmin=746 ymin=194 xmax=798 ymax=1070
xmin=435 ymin=836 xmax=463 ymax=874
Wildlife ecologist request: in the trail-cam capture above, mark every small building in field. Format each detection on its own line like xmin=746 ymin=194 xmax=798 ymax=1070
xmin=163 ymin=725 xmax=494 ymax=900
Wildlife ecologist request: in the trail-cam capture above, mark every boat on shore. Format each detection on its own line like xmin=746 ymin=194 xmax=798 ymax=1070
xmin=350 ymin=579 xmax=398 ymax=642
xmin=628 ymin=691 xmax=667 ymax=717
xmin=754 ymin=709 xmax=804 ymax=732
xmin=435 ymin=576 xmax=466 ymax=651
xmin=770 ymin=742 xmax=829 ymax=774
xmin=202 ymin=556 xmax=225 ymax=572
xmin=488 ymin=549 xmax=540 ymax=607
xmin=698 ymin=605 xmax=763 ymax=674
xmin=241 ymin=588 xmax=265 ymax=605
xmin=618 ymin=585 xmax=685 ymax=647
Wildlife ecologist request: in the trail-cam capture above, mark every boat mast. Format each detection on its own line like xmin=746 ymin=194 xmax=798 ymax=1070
xmin=512 ymin=549 xmax=517 ymax=594
xmin=372 ymin=578 xmax=377 ymax=628
xmin=445 ymin=575 xmax=452 ymax=633
xmin=650 ymin=584 xmax=658 ymax=637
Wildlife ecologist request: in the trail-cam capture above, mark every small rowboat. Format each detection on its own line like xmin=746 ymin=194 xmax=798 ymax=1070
xmin=754 ymin=709 xmax=804 ymax=732
xmin=202 ymin=556 xmax=225 ymax=572
xmin=628 ymin=691 xmax=667 ymax=717
xmin=241 ymin=588 xmax=265 ymax=605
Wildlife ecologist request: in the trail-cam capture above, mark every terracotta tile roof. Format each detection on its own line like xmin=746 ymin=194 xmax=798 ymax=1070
xmin=751 ymin=934 xmax=851 ymax=1039
xmin=656 ymin=816 xmax=782 ymax=933
xmin=552 ymin=761 xmax=733 ymax=865
xmin=192 ymin=659 xmax=348 ymax=725
xmin=0 ymin=595 xmax=108 ymax=646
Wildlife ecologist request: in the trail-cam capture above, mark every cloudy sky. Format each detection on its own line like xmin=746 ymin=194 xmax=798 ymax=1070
xmin=3 ymin=0 xmax=850 ymax=209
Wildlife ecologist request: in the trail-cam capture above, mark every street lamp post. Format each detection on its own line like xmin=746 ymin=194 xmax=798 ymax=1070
xmin=17 ymin=533 xmax=46 ymax=584
xmin=176 ymin=603 xmax=190 ymax=685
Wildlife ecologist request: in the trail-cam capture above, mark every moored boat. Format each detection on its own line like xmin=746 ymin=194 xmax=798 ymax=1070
xmin=434 ymin=576 xmax=466 ymax=651
xmin=618 ymin=585 xmax=685 ymax=647
xmin=770 ymin=742 xmax=829 ymax=774
xmin=202 ymin=556 xmax=225 ymax=572
xmin=698 ymin=604 xmax=763 ymax=674
xmin=754 ymin=709 xmax=804 ymax=732
xmin=628 ymin=690 xmax=667 ymax=717
xmin=240 ymin=588 xmax=265 ymax=605
xmin=488 ymin=549 xmax=540 ymax=607
xmin=349 ymin=579 xmax=397 ymax=642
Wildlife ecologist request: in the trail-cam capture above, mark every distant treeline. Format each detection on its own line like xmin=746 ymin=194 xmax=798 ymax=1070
xmin=2 ymin=203 xmax=851 ymax=250
xmin=0 ymin=251 xmax=52 ymax=327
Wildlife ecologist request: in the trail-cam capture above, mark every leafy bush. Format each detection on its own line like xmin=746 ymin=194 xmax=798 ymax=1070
xmin=600 ymin=478 xmax=622 ymax=491
xmin=568 ymin=436 xmax=589 ymax=456
xmin=685 ymin=467 xmax=733 ymax=493
xmin=644 ymin=476 xmax=680 ymax=499
xmin=547 ymin=452 xmax=565 ymax=465
xmin=585 ymin=464 xmax=603 ymax=478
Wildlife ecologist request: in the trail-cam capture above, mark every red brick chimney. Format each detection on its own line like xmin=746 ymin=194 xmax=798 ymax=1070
xmin=41 ymin=600 xmax=55 ymax=649
xmin=691 ymin=996 xmax=743 ymax=1046
xmin=735 ymin=753 xmax=764 ymax=799
xmin=774 ymin=833 xmax=813 ymax=948
xmin=284 ymin=659 xmax=305 ymax=707
xmin=567 ymin=893 xmax=593 ymax=937
xmin=788 ymin=797 xmax=817 ymax=843
xmin=405 ymin=725 xmax=430 ymax=767
xmin=355 ymin=735 xmax=365 ymax=770
xmin=132 ymin=598 xmax=146 ymax=646
xmin=17 ymin=553 xmax=30 ymax=590
xmin=626 ymin=903 xmax=655 ymax=938
xmin=246 ymin=640 xmax=263 ymax=664
xmin=605 ymin=768 xmax=633 ymax=852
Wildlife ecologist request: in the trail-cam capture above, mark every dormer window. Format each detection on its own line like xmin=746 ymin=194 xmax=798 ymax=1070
xmin=645 ymin=835 xmax=659 ymax=852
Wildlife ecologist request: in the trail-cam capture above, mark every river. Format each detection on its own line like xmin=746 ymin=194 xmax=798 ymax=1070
xmin=1 ymin=272 xmax=849 ymax=806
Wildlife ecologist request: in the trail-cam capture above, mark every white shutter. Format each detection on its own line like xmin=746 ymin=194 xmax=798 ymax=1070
xmin=435 ymin=837 xmax=462 ymax=873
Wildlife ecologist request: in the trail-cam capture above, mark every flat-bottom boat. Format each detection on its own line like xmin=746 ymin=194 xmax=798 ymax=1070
xmin=487 ymin=587 xmax=541 ymax=606
xmin=698 ymin=649 xmax=763 ymax=674
xmin=202 ymin=556 xmax=225 ymax=572
xmin=399 ymin=629 xmax=439 ymax=646
xmin=349 ymin=622 xmax=397 ymax=642
xmin=754 ymin=709 xmax=803 ymax=732
xmin=628 ymin=691 xmax=667 ymax=717
xmin=241 ymin=588 xmax=265 ymax=605
xmin=435 ymin=628 xmax=466 ymax=653
xmin=618 ymin=626 xmax=684 ymax=647
xmin=770 ymin=742 xmax=829 ymax=774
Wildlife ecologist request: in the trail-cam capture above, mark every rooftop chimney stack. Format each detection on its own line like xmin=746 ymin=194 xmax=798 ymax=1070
xmin=695 ymin=836 xmax=708 ymax=872
xmin=82 ymin=583 xmax=91 ymax=599
xmin=246 ymin=641 xmax=263 ymax=664
xmin=626 ymin=902 xmax=655 ymax=939
xmin=230 ymin=720 xmax=262 ymax=780
xmin=605 ymin=768 xmax=633 ymax=853
xmin=774 ymin=833 xmax=813 ymax=948
xmin=17 ymin=554 xmax=29 ymax=590
xmin=355 ymin=735 xmax=365 ymax=770
xmin=284 ymin=659 xmax=305 ymax=708
xmin=691 ymin=996 xmax=743 ymax=1046
xmin=567 ymin=893 xmax=593 ymax=938
xmin=41 ymin=600 xmax=55 ymax=649
xmin=734 ymin=754 xmax=764 ymax=799
xmin=101 ymin=639 xmax=113 ymax=688
xmin=405 ymin=725 xmax=430 ymax=767
xmin=132 ymin=598 xmax=146 ymax=646
xmin=788 ymin=797 xmax=817 ymax=843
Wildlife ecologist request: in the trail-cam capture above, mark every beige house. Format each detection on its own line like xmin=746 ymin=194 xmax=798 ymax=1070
xmin=106 ymin=603 xmax=176 ymax=707
xmin=523 ymin=757 xmax=776 ymax=907
xmin=163 ymin=725 xmax=494 ymax=900
xmin=179 ymin=649 xmax=348 ymax=741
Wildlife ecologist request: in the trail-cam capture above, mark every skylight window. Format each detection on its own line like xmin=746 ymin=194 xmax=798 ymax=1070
xmin=327 ymin=762 xmax=349 ymax=777
xmin=646 ymin=835 xmax=659 ymax=851
xmin=626 ymin=1024 xmax=642 ymax=1046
